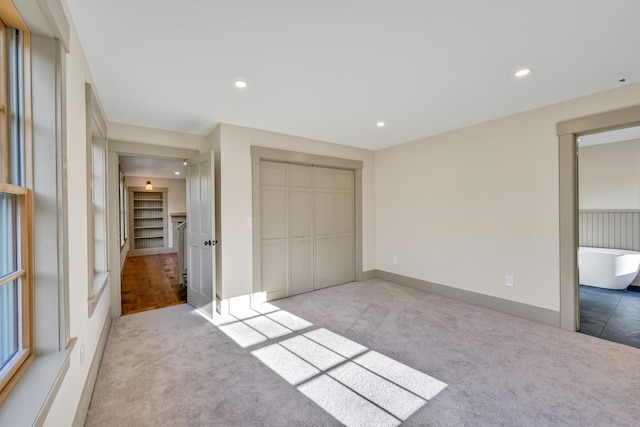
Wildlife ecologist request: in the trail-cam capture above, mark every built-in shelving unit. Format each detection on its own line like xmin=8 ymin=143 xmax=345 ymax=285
xmin=132 ymin=191 xmax=166 ymax=250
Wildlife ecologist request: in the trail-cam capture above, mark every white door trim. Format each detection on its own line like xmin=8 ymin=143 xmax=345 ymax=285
xmin=557 ymin=104 xmax=640 ymax=331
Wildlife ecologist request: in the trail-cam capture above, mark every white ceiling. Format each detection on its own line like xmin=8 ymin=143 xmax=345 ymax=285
xmin=65 ymin=0 xmax=640 ymax=150
xmin=119 ymin=156 xmax=186 ymax=179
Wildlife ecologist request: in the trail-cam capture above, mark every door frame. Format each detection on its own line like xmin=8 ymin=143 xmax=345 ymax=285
xmin=250 ymin=146 xmax=364 ymax=297
xmin=107 ymin=141 xmax=199 ymax=317
xmin=557 ymin=104 xmax=640 ymax=331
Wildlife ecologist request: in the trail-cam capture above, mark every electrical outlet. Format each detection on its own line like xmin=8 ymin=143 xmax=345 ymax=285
xmin=506 ymin=275 xmax=514 ymax=287
xmin=392 ymin=256 xmax=398 ymax=265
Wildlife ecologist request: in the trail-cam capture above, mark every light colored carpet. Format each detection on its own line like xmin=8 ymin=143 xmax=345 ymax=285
xmin=85 ymin=279 xmax=640 ymax=426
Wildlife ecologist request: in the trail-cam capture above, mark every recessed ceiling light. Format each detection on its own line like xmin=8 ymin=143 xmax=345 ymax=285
xmin=515 ymin=68 xmax=531 ymax=77
xmin=174 ymin=171 xmax=180 ymax=175
xmin=376 ymin=121 xmax=385 ymax=127
xmin=234 ymin=80 xmax=248 ymax=88
xmin=577 ymin=138 xmax=582 ymax=142
xmin=183 ymin=160 xmax=187 ymax=165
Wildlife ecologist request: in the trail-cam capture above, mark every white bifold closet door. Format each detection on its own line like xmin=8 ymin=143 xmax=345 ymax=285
xmin=260 ymin=161 xmax=355 ymax=300
xmin=290 ymin=165 xmax=314 ymax=295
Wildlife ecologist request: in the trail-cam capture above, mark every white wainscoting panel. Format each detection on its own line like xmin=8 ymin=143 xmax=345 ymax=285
xmin=579 ymin=210 xmax=640 ymax=251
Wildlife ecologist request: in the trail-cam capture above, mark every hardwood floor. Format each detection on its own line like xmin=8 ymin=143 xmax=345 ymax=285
xmin=121 ymin=253 xmax=186 ymax=315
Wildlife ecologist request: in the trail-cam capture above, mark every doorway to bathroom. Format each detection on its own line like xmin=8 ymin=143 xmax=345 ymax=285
xmin=576 ymin=126 xmax=640 ymax=348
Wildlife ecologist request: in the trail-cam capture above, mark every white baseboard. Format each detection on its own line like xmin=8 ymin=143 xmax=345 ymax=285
xmin=72 ymin=309 xmax=112 ymax=427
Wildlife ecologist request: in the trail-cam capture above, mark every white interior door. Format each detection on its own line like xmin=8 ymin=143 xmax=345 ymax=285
xmin=186 ymin=151 xmax=216 ymax=317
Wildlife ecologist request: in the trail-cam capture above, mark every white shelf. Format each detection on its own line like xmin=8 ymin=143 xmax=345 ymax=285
xmin=131 ymin=190 xmax=167 ymax=250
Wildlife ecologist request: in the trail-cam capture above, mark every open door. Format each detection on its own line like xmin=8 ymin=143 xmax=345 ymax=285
xmin=186 ymin=151 xmax=216 ymax=317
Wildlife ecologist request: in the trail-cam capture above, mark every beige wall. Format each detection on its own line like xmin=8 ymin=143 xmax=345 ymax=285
xmin=43 ymin=6 xmax=111 ymax=426
xmin=579 ymin=138 xmax=640 ymax=209
xmin=375 ymin=82 xmax=640 ymax=312
xmin=215 ymin=124 xmax=376 ymax=300
xmin=108 ymin=122 xmax=208 ymax=152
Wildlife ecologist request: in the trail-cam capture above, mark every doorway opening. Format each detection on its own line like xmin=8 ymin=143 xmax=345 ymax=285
xmin=576 ymin=126 xmax=640 ymax=347
xmin=557 ymin=104 xmax=640 ymax=333
xmin=118 ymin=155 xmax=188 ymax=315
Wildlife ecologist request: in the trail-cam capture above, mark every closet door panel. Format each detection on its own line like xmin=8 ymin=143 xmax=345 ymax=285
xmin=335 ymin=173 xmax=355 ymax=284
xmin=262 ymin=189 xmax=288 ymax=239
xmin=336 ymin=235 xmax=355 ymax=284
xmin=314 ymin=167 xmax=334 ymax=190
xmin=314 ymin=167 xmax=336 ymax=289
xmin=314 ymin=190 xmax=335 ymax=235
xmin=262 ymin=161 xmax=288 ymax=186
xmin=335 ymin=170 xmax=355 ymax=284
xmin=260 ymin=161 xmax=289 ymax=299
xmin=290 ymin=164 xmax=313 ymax=188
xmin=335 ymin=170 xmax=354 ymax=191
xmin=336 ymin=192 xmax=354 ymax=235
xmin=262 ymin=239 xmax=288 ymax=299
xmin=314 ymin=190 xmax=336 ymax=289
xmin=291 ymin=238 xmax=313 ymax=294
xmin=314 ymin=236 xmax=335 ymax=289
xmin=290 ymin=165 xmax=314 ymax=295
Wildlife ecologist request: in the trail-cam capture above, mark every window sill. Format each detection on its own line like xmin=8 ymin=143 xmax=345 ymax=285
xmin=88 ymin=271 xmax=109 ymax=317
xmin=0 ymin=338 xmax=76 ymax=427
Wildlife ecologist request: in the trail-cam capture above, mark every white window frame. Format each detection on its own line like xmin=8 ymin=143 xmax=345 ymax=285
xmin=86 ymin=83 xmax=109 ymax=316
xmin=118 ymin=166 xmax=127 ymax=248
xmin=0 ymin=18 xmax=34 ymax=406
xmin=0 ymin=2 xmax=77 ymax=425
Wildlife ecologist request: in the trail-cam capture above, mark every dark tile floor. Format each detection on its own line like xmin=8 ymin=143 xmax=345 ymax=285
xmin=579 ymin=285 xmax=640 ymax=348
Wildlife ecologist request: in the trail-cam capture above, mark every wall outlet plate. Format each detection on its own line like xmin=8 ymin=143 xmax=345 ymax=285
xmin=506 ymin=275 xmax=514 ymax=287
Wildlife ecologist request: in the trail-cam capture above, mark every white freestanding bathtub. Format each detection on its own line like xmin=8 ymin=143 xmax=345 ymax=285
xmin=578 ymin=247 xmax=640 ymax=290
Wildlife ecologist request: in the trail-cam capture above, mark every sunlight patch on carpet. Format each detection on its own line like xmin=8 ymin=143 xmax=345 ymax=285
xmin=279 ymin=335 xmax=346 ymax=371
xmin=298 ymin=375 xmax=401 ymax=427
xmin=211 ymin=307 xmax=313 ymax=348
xmin=243 ymin=316 xmax=292 ymax=340
xmin=217 ymin=322 xmax=267 ymax=348
xmin=252 ymin=344 xmax=320 ymax=385
xmin=303 ymin=328 xmax=368 ymax=358
xmin=327 ymin=361 xmax=427 ymax=420
xmin=266 ymin=310 xmax=313 ymax=331
xmin=354 ymin=351 xmax=447 ymax=401
xmin=213 ymin=305 xmax=448 ymax=426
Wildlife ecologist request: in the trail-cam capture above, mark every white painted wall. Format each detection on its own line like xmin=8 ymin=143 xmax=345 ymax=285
xmin=125 ymin=176 xmax=187 ymax=248
xmin=42 ymin=4 xmax=112 ymax=425
xmin=579 ymin=138 xmax=640 ymax=209
xmin=108 ymin=121 xmax=208 ymax=152
xmin=215 ymin=124 xmax=376 ymax=300
xmin=375 ymin=82 xmax=640 ymax=312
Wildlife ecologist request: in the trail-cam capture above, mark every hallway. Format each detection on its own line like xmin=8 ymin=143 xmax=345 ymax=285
xmin=120 ymin=254 xmax=185 ymax=315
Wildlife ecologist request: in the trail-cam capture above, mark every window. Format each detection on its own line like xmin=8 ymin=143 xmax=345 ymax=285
xmin=0 ymin=20 xmax=33 ymax=404
xmin=119 ymin=166 xmax=127 ymax=247
xmin=86 ymin=83 xmax=109 ymax=315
